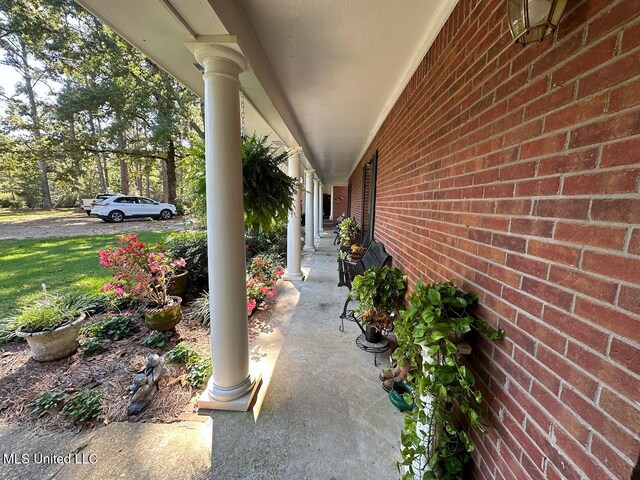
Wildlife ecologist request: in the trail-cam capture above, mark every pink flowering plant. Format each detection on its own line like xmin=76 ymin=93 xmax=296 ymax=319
xmin=99 ymin=235 xmax=186 ymax=307
xmin=245 ymin=254 xmax=284 ymax=315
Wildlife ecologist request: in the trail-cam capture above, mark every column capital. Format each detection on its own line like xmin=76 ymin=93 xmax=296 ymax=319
xmin=304 ymin=168 xmax=315 ymax=175
xmin=289 ymin=146 xmax=303 ymax=156
xmin=185 ymin=38 xmax=247 ymax=80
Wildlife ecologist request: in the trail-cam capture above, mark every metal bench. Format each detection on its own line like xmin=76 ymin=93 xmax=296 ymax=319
xmin=338 ymin=239 xmax=391 ymax=331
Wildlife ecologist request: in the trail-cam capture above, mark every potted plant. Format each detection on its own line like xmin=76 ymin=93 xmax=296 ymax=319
xmin=392 ymin=280 xmax=505 ymax=479
xmin=99 ymin=235 xmax=186 ymax=331
xmin=338 ymin=217 xmax=359 ymax=247
xmin=348 ymin=244 xmax=365 ymax=261
xmin=350 ymin=266 xmax=407 ymax=343
xmin=12 ymin=294 xmax=87 ymax=361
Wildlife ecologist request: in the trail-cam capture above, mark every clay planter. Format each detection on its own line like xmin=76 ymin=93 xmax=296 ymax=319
xmin=167 ymin=269 xmax=188 ymax=300
xmin=388 ymin=381 xmax=415 ymax=412
xmin=16 ymin=313 xmax=86 ymax=362
xmin=144 ymin=296 xmax=182 ymax=331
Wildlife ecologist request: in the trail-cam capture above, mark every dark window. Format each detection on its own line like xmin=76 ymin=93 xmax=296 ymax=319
xmin=138 ymin=198 xmax=154 ymax=205
xmin=360 ymin=150 xmax=378 ymax=247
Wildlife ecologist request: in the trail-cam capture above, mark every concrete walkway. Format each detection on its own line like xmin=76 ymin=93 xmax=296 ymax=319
xmin=0 ymin=233 xmax=403 ymax=480
xmin=208 ymin=233 xmax=404 ymax=479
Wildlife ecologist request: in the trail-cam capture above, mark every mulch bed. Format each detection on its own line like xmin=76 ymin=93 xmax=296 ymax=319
xmin=0 ymin=291 xmax=279 ymax=433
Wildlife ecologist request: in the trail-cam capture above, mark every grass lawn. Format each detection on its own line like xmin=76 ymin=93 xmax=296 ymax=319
xmin=0 ymin=231 xmax=169 ymax=315
xmin=0 ymin=208 xmax=79 ymax=223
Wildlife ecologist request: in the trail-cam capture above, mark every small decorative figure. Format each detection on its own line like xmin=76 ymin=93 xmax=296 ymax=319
xmin=127 ymin=353 xmax=169 ymax=415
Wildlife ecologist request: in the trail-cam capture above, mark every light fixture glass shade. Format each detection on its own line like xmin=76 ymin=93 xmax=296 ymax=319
xmin=508 ymin=0 xmax=568 ymax=44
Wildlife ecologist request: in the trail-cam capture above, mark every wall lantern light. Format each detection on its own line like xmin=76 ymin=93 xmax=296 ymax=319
xmin=508 ymin=0 xmax=568 ymax=44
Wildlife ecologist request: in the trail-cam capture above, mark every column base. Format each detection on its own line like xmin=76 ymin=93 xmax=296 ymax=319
xmin=198 ymin=372 xmax=263 ymax=412
xmin=282 ymin=271 xmax=303 ymax=281
xmin=303 ymin=245 xmax=316 ymax=251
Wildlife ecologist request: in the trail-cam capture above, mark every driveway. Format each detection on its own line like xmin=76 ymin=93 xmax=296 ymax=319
xmin=0 ymin=211 xmax=187 ymax=240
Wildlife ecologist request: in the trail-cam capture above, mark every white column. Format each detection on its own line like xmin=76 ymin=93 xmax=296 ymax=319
xmin=303 ymin=169 xmax=315 ymax=251
xmin=329 ymin=185 xmax=334 ymax=220
xmin=319 ymin=183 xmax=324 ymax=233
xmin=313 ymin=178 xmax=321 ymax=240
xmin=283 ymin=149 xmax=303 ymax=280
xmin=191 ymin=43 xmax=260 ymax=411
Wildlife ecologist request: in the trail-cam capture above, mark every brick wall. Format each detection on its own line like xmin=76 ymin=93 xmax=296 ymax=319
xmin=349 ymin=0 xmax=640 ymax=478
xmin=332 ymin=186 xmax=348 ymax=219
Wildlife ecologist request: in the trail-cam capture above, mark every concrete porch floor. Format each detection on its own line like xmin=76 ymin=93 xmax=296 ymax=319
xmin=208 ymin=232 xmax=404 ymax=479
xmin=0 ymin=233 xmax=403 ymax=480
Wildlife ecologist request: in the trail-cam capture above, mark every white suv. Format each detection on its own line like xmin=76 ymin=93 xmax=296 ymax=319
xmin=91 ymin=196 xmax=178 ymax=223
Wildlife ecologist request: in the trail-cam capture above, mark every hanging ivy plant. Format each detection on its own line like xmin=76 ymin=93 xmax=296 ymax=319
xmin=393 ymin=280 xmax=505 ymax=480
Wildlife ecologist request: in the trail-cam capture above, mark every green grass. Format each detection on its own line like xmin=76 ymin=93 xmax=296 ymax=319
xmin=0 ymin=232 xmax=168 ymax=315
xmin=0 ymin=208 xmax=79 ymax=223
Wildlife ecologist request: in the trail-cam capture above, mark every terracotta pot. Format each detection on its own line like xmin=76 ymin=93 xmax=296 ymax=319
xmin=144 ymin=296 xmax=182 ymax=331
xmin=15 ymin=313 xmax=86 ymax=362
xmin=167 ymin=269 xmax=188 ymax=300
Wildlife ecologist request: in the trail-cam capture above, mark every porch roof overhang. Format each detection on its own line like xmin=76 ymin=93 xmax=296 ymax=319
xmin=75 ymin=0 xmax=457 ymax=184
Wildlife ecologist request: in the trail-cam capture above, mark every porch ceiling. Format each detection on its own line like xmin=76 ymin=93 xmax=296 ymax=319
xmin=76 ymin=0 xmax=457 ymax=183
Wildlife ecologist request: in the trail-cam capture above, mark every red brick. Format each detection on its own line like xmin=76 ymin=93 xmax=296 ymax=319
xmin=553 ymin=222 xmax=627 ymax=250
xmin=630 ymin=228 xmax=640 ymax=255
xmin=622 ymin=18 xmax=640 ymax=52
xmin=528 ymin=240 xmax=581 ymax=266
xmin=499 ymin=161 xmax=536 ymax=180
xmin=534 ymin=199 xmax=590 ymax=220
xmin=536 ymin=149 xmax=598 ymax=176
xmin=548 ymin=265 xmax=618 ymax=303
xmin=520 ymin=133 xmax=567 ymax=159
xmin=591 ymin=199 xmax=640 ymax=224
xmin=574 ymin=296 xmax=639 ymax=343
xmin=506 ymin=253 xmax=549 ymax=278
xmin=524 ymin=83 xmax=576 ymax=121
xmin=484 ymin=183 xmax=515 ymax=198
xmin=517 ymin=312 xmax=565 ymax=353
xmin=503 ymin=286 xmax=544 ymax=317
xmin=515 ymin=177 xmax=561 ymax=197
xmin=531 ymin=29 xmax=584 ymax=78
xmin=601 ymin=138 xmax=640 ymax=167
xmin=562 ymin=169 xmax=640 ymax=196
xmin=510 ymin=218 xmax=554 ymax=238
xmin=609 ymin=338 xmax=640 ymax=375
xmin=561 ymin=387 xmax=640 ymax=460
xmin=551 ymin=35 xmax=617 ymax=86
xmin=567 ymin=342 xmax=640 ymax=402
xmin=599 ymin=387 xmax=640 ymax=435
xmin=609 ymin=78 xmax=640 ymax=113
xmin=590 ymin=435 xmax=636 ymax=480
xmin=488 ymin=264 xmax=521 ymax=288
xmin=569 ymin=109 xmax=640 ymax=149
xmin=544 ymin=94 xmax=608 ymax=133
xmin=495 ymin=199 xmax=533 ymax=215
xmin=504 ymin=119 xmax=543 ymax=147
xmin=578 ymin=45 xmax=640 ymax=98
xmin=536 ymin=344 xmax=599 ymax=399
xmin=522 ymin=277 xmax=573 ymax=310
xmin=587 ymin=0 xmax=640 ymax=43
xmin=618 ymin=285 xmax=640 ymax=315
xmin=582 ymin=250 xmax=640 ymax=283
xmin=543 ymin=306 xmax=609 ymax=354
xmin=492 ymin=233 xmax=527 ymax=253
xmin=552 ymin=427 xmax=610 ymax=480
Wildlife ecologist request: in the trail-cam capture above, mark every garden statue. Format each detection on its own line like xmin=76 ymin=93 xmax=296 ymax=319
xmin=127 ymin=353 xmax=168 ymax=415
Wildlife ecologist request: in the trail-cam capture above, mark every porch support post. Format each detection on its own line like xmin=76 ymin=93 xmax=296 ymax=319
xmin=283 ymin=148 xmax=303 ymax=280
xmin=303 ymin=169 xmax=315 ymax=251
xmin=319 ymin=182 xmax=324 ymax=232
xmin=191 ymin=43 xmax=260 ymax=411
xmin=313 ymin=178 xmax=320 ymax=239
xmin=329 ymin=185 xmax=334 ymax=220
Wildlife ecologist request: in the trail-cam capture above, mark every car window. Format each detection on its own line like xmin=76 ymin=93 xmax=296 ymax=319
xmin=115 ymin=197 xmax=136 ymax=204
xmin=138 ymin=198 xmax=155 ymax=205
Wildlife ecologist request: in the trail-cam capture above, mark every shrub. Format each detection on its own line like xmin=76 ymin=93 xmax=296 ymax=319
xmin=164 ymin=230 xmax=208 ymax=290
xmin=61 ymin=388 xmax=102 ymax=423
xmin=166 ymin=343 xmax=200 ymax=364
xmin=0 ymin=192 xmax=24 ymax=208
xmin=53 ymin=193 xmax=79 ymax=208
xmin=245 ymin=231 xmax=287 ymax=261
xmin=84 ymin=315 xmax=136 ymax=341
xmin=13 ymin=305 xmax=62 ymax=333
xmin=33 ymin=390 xmax=67 ymax=414
xmin=11 ymin=290 xmax=96 ymax=334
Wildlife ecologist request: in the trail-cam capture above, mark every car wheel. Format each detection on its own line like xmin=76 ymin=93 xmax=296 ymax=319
xmin=108 ymin=210 xmax=124 ymax=223
xmin=160 ymin=209 xmax=173 ymax=220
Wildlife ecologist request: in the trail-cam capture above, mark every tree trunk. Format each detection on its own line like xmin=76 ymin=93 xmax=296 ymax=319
xmin=165 ymin=139 xmax=177 ymax=204
xmin=117 ymin=131 xmax=129 ymax=194
xmin=20 ymin=40 xmax=52 ymax=208
xmin=103 ymin=157 xmax=109 ymax=189
xmin=96 ymin=158 xmax=106 ymax=192
xmin=161 ymin=158 xmax=168 ymax=203
xmin=145 ymin=160 xmax=151 ymax=197
xmin=136 ymin=162 xmax=143 ymax=195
